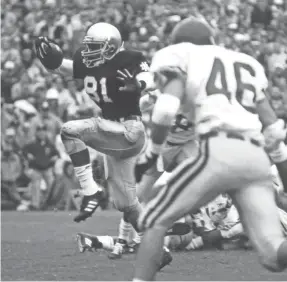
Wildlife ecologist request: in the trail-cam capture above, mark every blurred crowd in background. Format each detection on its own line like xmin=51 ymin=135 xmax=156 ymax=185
xmin=1 ymin=0 xmax=287 ymax=211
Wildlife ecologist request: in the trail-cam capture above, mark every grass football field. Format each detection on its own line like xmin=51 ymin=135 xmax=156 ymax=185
xmin=1 ymin=211 xmax=287 ymax=281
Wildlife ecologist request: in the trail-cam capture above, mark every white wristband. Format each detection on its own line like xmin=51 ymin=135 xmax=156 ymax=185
xmin=269 ymin=142 xmax=287 ymax=163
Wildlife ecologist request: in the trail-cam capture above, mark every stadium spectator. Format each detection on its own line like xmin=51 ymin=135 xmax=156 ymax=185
xmin=251 ymin=0 xmax=273 ymax=27
xmin=39 ymin=101 xmax=62 ymax=143
xmin=1 ymin=128 xmax=29 ymax=211
xmin=23 ymin=124 xmax=59 ymax=210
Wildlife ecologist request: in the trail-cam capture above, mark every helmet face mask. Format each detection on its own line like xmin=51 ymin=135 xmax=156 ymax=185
xmin=82 ymin=37 xmax=109 ymax=67
xmin=81 ymin=23 xmax=122 ymax=68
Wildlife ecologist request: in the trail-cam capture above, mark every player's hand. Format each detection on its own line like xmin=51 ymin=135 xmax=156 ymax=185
xmin=34 ymin=37 xmax=63 ymax=70
xmin=264 ymin=119 xmax=287 ymax=152
xmin=117 ymin=69 xmax=141 ymax=92
xmin=135 ymin=150 xmax=158 ymax=183
xmin=35 ymin=37 xmax=54 ymax=60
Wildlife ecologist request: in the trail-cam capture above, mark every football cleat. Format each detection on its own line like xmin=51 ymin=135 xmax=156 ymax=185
xmin=158 ymin=247 xmax=173 ymax=271
xmin=76 ymin=233 xmax=103 ymax=253
xmin=108 ymin=239 xmax=129 ymax=260
xmin=74 ymin=190 xmax=105 ymax=222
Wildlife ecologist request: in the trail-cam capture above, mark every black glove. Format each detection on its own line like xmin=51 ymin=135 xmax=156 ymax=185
xmin=116 ymin=69 xmax=142 ymax=92
xmin=135 ymin=151 xmax=158 ymax=183
xmin=34 ymin=37 xmax=63 ymax=70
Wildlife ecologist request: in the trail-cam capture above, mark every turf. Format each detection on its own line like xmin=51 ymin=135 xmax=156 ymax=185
xmin=1 ymin=211 xmax=287 ymax=281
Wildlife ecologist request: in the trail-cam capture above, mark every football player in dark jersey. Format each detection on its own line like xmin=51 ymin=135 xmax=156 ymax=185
xmin=34 ymin=23 xmax=160 ymax=260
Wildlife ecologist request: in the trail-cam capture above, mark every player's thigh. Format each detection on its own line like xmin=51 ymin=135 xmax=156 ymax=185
xmin=96 ymin=119 xmax=145 ymax=159
xmin=61 ymin=118 xmax=145 ymax=159
xmin=231 ymin=183 xmax=285 ymax=269
xmin=139 ymin=140 xmax=226 ymax=230
xmin=106 ymin=155 xmax=138 ymax=211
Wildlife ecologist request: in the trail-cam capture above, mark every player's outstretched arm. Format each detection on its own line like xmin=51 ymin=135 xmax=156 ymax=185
xmin=34 ymin=37 xmax=73 ymax=78
xmin=53 ymin=58 xmax=73 ymax=77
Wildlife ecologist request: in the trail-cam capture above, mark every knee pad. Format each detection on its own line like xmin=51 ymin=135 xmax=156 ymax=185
xmin=60 ymin=122 xmax=86 ymax=155
xmin=113 ymin=199 xmax=126 ymax=212
xmin=60 ymin=121 xmax=80 ymax=140
xmin=113 ymin=191 xmax=139 ymax=212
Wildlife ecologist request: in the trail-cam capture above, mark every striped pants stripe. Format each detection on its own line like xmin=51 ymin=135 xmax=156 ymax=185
xmin=139 ymin=139 xmax=211 ymax=230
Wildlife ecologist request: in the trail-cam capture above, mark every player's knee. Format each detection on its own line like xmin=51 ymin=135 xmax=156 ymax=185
xmin=113 ymin=198 xmax=127 ymax=212
xmin=60 ymin=121 xmax=81 ymax=141
xmin=259 ymin=240 xmax=287 ymax=272
xmin=121 ymin=201 xmax=142 ymax=231
xmin=260 ymin=256 xmax=284 ymax=272
xmin=122 ymin=202 xmax=141 ymax=218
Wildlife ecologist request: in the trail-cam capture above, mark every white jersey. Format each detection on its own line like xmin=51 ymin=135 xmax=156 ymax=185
xmin=150 ymin=43 xmax=268 ymax=142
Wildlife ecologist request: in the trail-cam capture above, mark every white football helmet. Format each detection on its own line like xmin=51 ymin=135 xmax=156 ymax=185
xmin=81 ymin=22 xmax=123 ymax=68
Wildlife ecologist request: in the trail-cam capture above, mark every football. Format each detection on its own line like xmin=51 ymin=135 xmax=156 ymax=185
xmin=44 ymin=42 xmax=64 ymax=70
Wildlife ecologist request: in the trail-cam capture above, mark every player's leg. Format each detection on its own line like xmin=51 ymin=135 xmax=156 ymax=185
xmin=134 ymin=139 xmax=227 ymax=281
xmin=60 ymin=117 xmax=145 ymax=221
xmin=76 ymin=232 xmax=115 ymax=253
xmin=105 ymin=154 xmax=144 ymax=259
xmin=231 ymin=183 xmax=287 ymax=271
xmin=115 ymin=162 xmax=163 ymax=252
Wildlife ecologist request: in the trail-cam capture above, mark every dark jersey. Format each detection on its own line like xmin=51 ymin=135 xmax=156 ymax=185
xmin=73 ymin=48 xmax=149 ymax=120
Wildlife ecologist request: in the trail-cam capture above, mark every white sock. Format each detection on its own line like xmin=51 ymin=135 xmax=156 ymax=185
xmin=118 ymin=218 xmax=132 ymax=242
xmin=74 ymin=164 xmax=102 ymax=196
xmin=163 ymin=245 xmax=170 ymax=252
xmin=97 ymin=236 xmax=115 ymax=251
xmin=133 ymin=279 xmax=146 ymax=282
xmin=133 ymin=231 xmax=142 ymax=244
xmin=164 ymin=236 xmax=170 ymax=247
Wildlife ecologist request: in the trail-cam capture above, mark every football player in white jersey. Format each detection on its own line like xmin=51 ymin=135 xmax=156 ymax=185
xmin=132 ymin=17 xmax=287 ymax=281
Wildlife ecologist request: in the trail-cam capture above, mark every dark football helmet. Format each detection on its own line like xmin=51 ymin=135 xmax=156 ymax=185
xmin=170 ymin=16 xmax=215 ymax=46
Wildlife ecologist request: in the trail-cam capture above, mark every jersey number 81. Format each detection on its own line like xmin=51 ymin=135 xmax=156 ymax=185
xmin=84 ymin=76 xmax=112 ymax=103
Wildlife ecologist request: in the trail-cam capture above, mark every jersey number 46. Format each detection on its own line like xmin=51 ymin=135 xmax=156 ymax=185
xmin=206 ymin=58 xmax=259 ymax=114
